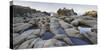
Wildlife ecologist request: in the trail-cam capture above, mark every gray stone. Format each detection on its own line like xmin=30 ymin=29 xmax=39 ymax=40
xmin=13 ymin=23 xmax=24 ymax=27
xmin=79 ymin=19 xmax=97 ymax=27
xmin=43 ymin=39 xmax=57 ymax=47
xmin=82 ymin=32 xmax=97 ymax=44
xmin=18 ymin=39 xmax=34 ymax=49
xmin=28 ymin=18 xmax=36 ymax=25
xmin=54 ymin=34 xmax=74 ymax=45
xmin=13 ymin=23 xmax=33 ymax=33
xmin=55 ymin=40 xmax=67 ymax=46
xmin=13 ymin=17 xmax=24 ymax=24
xmin=31 ymin=29 xmax=40 ymax=35
xmin=65 ymin=28 xmax=80 ymax=37
xmin=13 ymin=33 xmax=19 ymax=38
xmin=13 ymin=29 xmax=34 ymax=46
xmin=71 ymin=19 xmax=80 ymax=26
xmin=59 ymin=20 xmax=73 ymax=29
xmin=34 ymin=38 xmax=45 ymax=48
xmin=64 ymin=18 xmax=74 ymax=23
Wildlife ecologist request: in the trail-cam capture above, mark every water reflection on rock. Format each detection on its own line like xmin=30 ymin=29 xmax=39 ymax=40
xmin=41 ymin=32 xmax=55 ymax=40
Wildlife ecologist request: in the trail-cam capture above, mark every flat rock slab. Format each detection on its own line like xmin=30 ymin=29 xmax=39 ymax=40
xmin=13 ymin=23 xmax=33 ymax=33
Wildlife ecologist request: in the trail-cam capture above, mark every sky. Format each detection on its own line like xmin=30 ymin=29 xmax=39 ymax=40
xmin=13 ymin=1 xmax=97 ymax=15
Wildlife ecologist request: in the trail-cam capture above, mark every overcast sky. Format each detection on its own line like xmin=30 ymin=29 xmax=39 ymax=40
xmin=13 ymin=1 xmax=97 ymax=15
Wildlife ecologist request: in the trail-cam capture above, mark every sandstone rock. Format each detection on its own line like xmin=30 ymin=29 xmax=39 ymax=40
xmin=83 ymin=11 xmax=97 ymax=17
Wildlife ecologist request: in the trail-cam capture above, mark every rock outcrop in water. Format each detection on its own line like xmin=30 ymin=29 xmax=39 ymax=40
xmin=83 ymin=10 xmax=97 ymax=18
xmin=57 ymin=8 xmax=77 ymax=16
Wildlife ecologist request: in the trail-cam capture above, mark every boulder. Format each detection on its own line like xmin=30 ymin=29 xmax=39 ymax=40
xmin=13 ymin=23 xmax=25 ymax=27
xmin=43 ymin=39 xmax=67 ymax=47
xmin=55 ymin=40 xmax=67 ymax=46
xmin=13 ymin=33 xmax=19 ymax=38
xmin=18 ymin=38 xmax=35 ymax=49
xmin=13 ymin=17 xmax=24 ymax=24
xmin=34 ymin=38 xmax=45 ymax=48
xmin=83 ymin=11 xmax=97 ymax=17
xmin=50 ymin=18 xmax=61 ymax=35
xmin=31 ymin=29 xmax=40 ymax=36
xmin=79 ymin=16 xmax=96 ymax=20
xmin=79 ymin=19 xmax=97 ymax=27
xmin=54 ymin=34 xmax=66 ymax=40
xmin=81 ymin=32 xmax=97 ymax=44
xmin=26 ymin=34 xmax=37 ymax=40
xmin=64 ymin=18 xmax=74 ymax=23
xmin=91 ymin=25 xmax=97 ymax=33
xmin=57 ymin=8 xmax=77 ymax=16
xmin=43 ymin=39 xmax=57 ymax=47
xmin=65 ymin=28 xmax=80 ymax=38
xmin=71 ymin=19 xmax=80 ymax=26
xmin=28 ymin=18 xmax=36 ymax=25
xmin=13 ymin=29 xmax=34 ymax=46
xmin=13 ymin=23 xmax=33 ymax=33
xmin=39 ymin=24 xmax=47 ymax=36
xmin=28 ymin=38 xmax=41 ymax=48
xmin=59 ymin=20 xmax=74 ymax=29
xmin=54 ymin=34 xmax=74 ymax=45
xmin=71 ymin=19 xmax=97 ymax=27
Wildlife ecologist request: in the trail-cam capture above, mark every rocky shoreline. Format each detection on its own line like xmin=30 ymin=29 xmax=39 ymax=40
xmin=11 ymin=5 xmax=97 ymax=49
xmin=12 ymin=15 xmax=97 ymax=49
